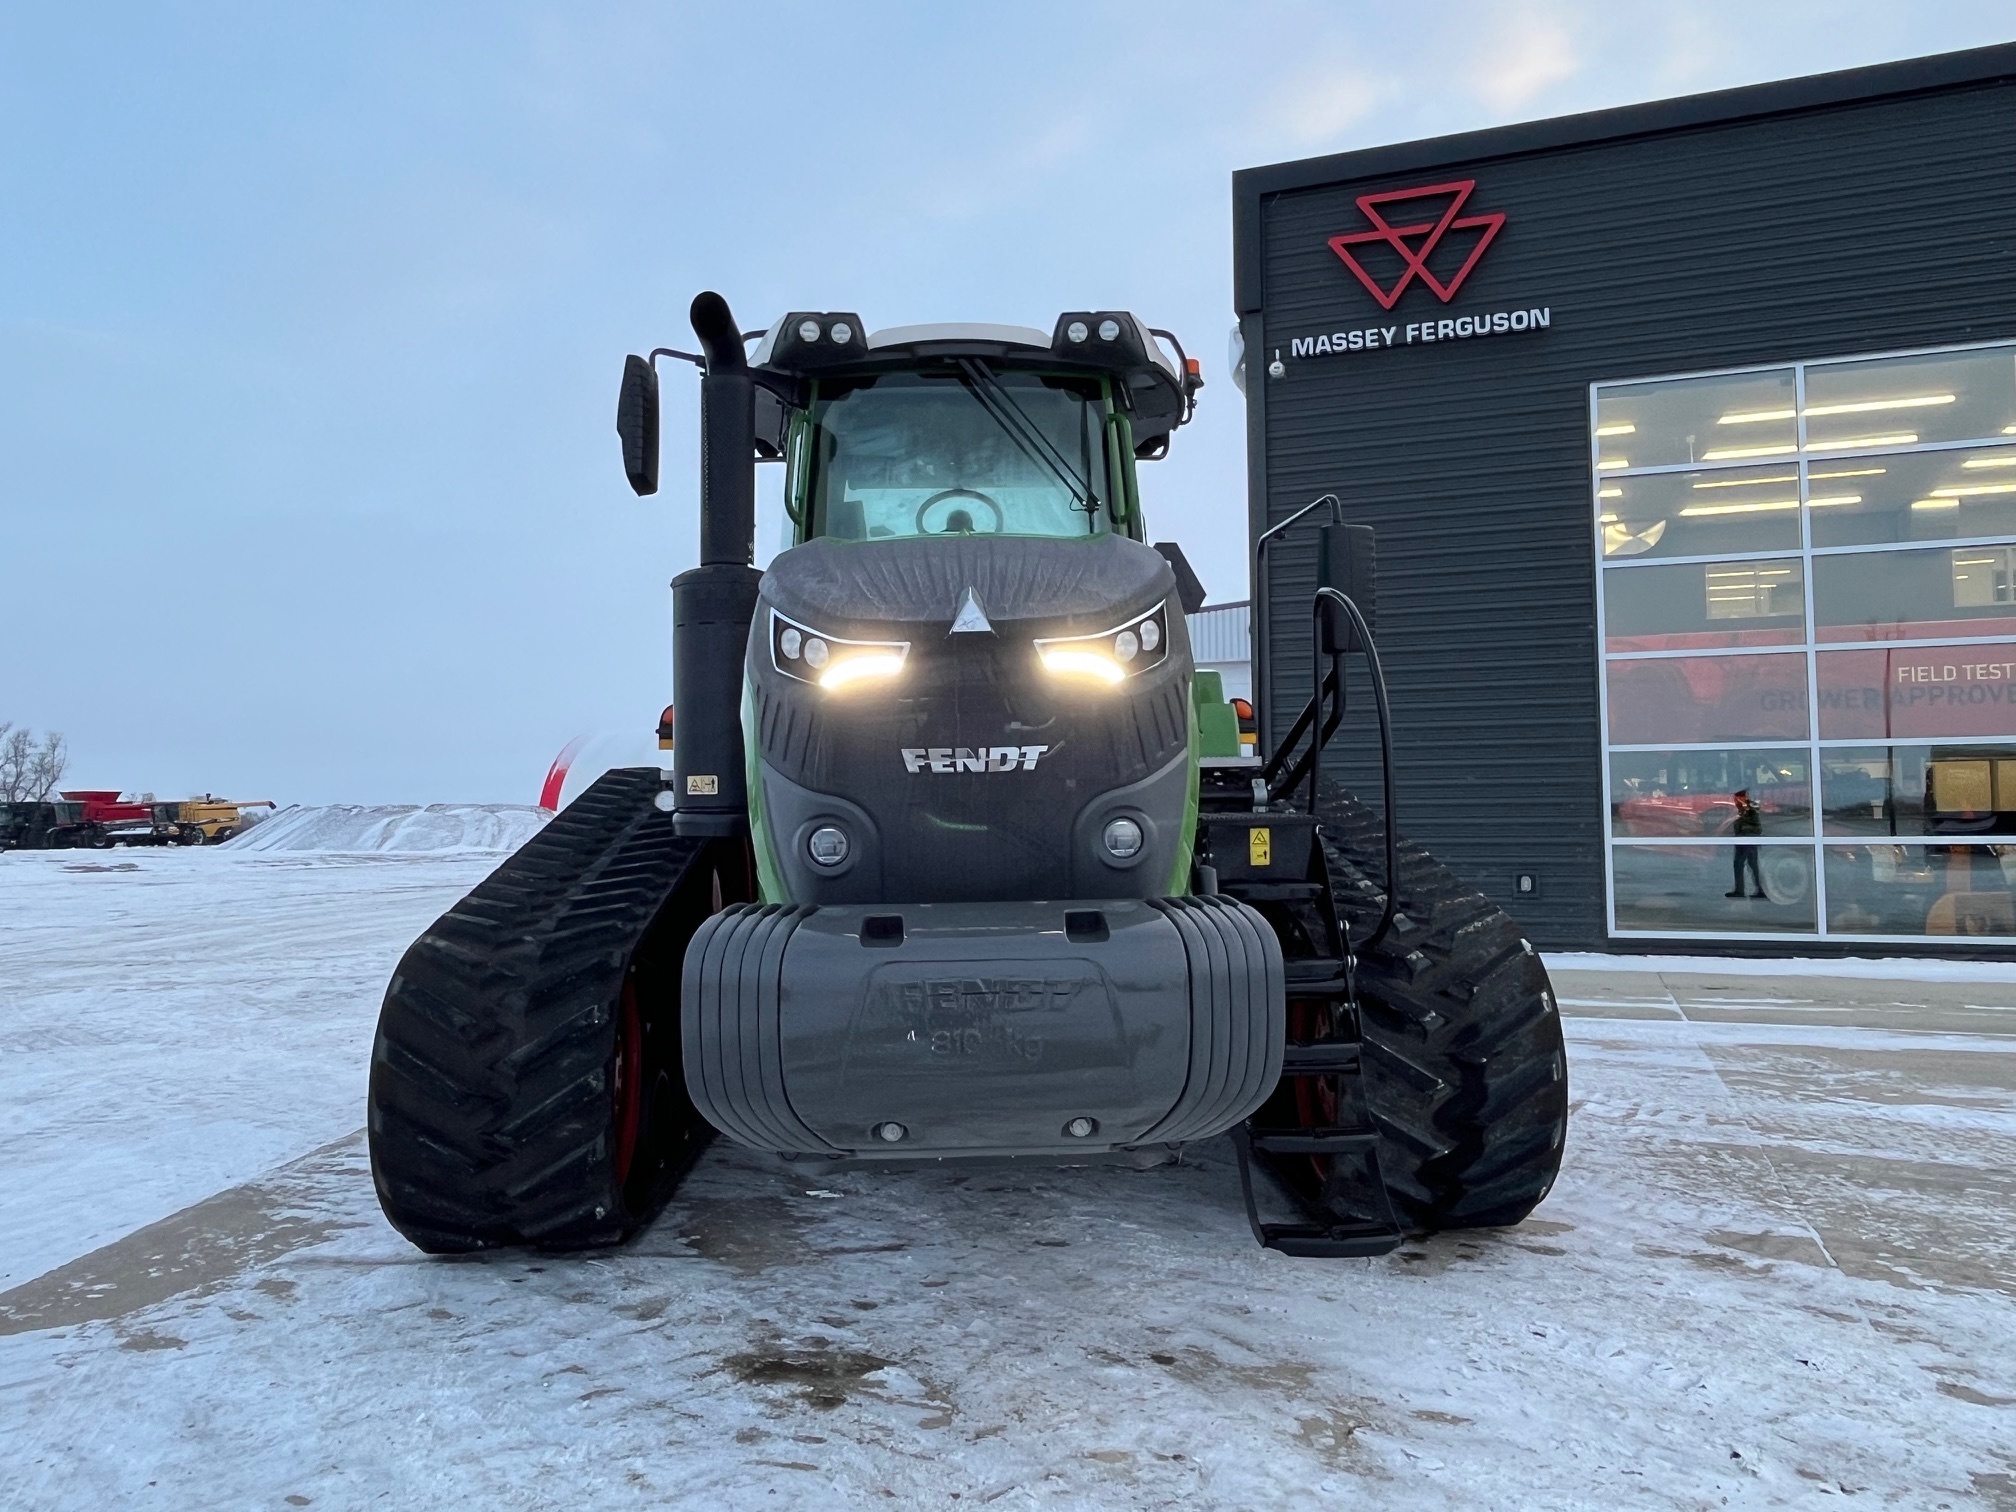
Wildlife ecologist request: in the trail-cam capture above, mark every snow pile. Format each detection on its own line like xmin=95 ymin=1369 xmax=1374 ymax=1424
xmin=227 ymin=804 xmax=549 ymax=854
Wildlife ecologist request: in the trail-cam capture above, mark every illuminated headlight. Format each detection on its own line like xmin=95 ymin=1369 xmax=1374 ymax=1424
xmin=1034 ymin=602 xmax=1171 ymax=686
xmin=770 ymin=609 xmax=910 ymax=691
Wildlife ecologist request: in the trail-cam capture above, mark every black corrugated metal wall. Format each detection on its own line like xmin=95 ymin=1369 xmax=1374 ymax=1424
xmin=1239 ymin=74 xmax=2016 ymax=949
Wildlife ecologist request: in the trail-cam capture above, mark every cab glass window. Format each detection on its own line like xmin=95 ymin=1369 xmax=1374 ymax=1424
xmin=800 ymin=372 xmax=1115 ymax=541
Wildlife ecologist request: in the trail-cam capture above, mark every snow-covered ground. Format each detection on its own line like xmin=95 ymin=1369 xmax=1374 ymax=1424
xmin=2 ymin=850 xmax=2013 ymax=1508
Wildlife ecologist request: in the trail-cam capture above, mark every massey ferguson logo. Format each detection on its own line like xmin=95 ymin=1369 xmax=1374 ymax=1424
xmin=902 ymin=745 xmax=1049 ymax=773
xmin=1327 ymin=179 xmax=1506 ymax=310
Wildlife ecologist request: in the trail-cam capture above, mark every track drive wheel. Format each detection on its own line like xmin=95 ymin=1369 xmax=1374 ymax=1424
xmin=367 ymin=768 xmax=750 ymax=1254
xmin=1317 ymin=786 xmax=1568 ymax=1229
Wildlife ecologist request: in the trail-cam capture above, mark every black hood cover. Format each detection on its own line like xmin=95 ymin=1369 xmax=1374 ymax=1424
xmin=761 ymin=532 xmax=1175 ymax=636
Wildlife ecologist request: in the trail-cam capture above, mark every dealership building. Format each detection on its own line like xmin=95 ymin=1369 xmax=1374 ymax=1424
xmin=1234 ymin=42 xmax=2016 ymax=953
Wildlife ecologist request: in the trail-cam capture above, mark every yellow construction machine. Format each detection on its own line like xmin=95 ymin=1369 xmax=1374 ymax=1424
xmin=152 ymin=796 xmax=276 ymax=845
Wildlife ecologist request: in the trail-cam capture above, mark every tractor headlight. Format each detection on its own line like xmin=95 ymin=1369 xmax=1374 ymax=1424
xmin=1034 ymin=602 xmax=1171 ymax=686
xmin=770 ymin=609 xmax=910 ymax=692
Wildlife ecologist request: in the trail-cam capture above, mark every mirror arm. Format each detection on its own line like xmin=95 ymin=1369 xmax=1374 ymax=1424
xmin=649 ymin=346 xmax=705 ymax=368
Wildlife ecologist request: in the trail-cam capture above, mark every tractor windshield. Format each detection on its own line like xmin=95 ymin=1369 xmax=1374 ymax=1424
xmin=797 ymin=370 xmax=1116 ymax=541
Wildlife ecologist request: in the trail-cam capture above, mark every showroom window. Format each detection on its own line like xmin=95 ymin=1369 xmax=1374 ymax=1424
xmin=1592 ymin=340 xmax=2016 ymax=940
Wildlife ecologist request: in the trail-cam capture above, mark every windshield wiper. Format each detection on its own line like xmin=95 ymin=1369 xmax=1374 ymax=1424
xmin=955 ymin=358 xmax=1098 ymax=516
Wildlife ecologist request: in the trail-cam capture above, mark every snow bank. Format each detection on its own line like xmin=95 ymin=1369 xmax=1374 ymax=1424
xmin=227 ymin=804 xmax=549 ymax=854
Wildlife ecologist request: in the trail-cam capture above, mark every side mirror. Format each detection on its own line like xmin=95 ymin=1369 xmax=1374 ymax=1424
xmin=1151 ymin=541 xmax=1208 ymax=615
xmin=617 ymin=354 xmax=660 ymax=496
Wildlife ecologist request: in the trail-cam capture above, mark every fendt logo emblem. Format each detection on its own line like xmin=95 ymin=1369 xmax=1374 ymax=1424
xmin=902 ymin=745 xmax=1049 ymax=774
xmin=1327 ymin=179 xmax=1506 ymax=310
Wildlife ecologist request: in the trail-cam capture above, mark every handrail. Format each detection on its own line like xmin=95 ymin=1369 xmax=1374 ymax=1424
xmin=1253 ymin=493 xmax=1341 ymax=760
xmin=1259 ymin=661 xmax=1342 ymax=789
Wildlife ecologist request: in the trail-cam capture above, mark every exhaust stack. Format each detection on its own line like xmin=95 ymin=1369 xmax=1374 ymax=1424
xmin=671 ymin=291 xmax=762 ymax=837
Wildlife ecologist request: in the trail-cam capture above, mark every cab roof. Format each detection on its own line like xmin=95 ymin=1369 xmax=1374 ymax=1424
xmin=748 ymin=310 xmax=1200 ymax=459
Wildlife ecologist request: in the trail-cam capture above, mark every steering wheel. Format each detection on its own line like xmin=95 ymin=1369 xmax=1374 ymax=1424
xmin=915 ymin=488 xmax=1006 ymax=535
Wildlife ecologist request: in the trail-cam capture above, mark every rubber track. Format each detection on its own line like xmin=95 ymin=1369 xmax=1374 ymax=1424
xmin=368 ymin=768 xmax=720 ymax=1253
xmin=1317 ymin=786 xmax=1569 ymax=1228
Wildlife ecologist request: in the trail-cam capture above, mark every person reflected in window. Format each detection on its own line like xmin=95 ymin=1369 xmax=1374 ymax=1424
xmin=1726 ymin=788 xmax=1766 ymax=899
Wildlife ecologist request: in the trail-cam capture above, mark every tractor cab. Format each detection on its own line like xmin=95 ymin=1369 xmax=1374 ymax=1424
xmin=748 ymin=312 xmax=1199 ymax=551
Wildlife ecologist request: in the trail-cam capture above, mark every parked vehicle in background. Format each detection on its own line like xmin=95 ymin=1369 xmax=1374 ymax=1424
xmin=0 ymin=800 xmax=85 ymax=850
xmin=1 ymin=792 xmax=279 ymax=849
xmin=150 ymin=796 xmax=276 ymax=845
xmin=50 ymin=790 xmax=155 ymax=848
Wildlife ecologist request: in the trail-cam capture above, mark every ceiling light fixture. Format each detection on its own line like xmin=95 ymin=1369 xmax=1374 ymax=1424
xmin=1692 ymin=473 xmax=1799 ymax=488
xmin=1805 ymin=433 xmax=1919 ymax=452
xmin=1718 ymin=395 xmax=1955 ymax=424
xmin=1594 ymin=423 xmax=1636 ymax=436
xmin=1701 ymin=444 xmax=1799 ymax=461
xmin=1678 ymin=499 xmax=1799 ymax=517
xmin=1802 ymin=393 xmax=1954 ymax=417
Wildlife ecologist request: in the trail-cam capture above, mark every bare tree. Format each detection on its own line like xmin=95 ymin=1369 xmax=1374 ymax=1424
xmin=0 ymin=726 xmax=69 ymax=803
xmin=27 ymin=732 xmax=68 ymax=800
xmin=0 ymin=726 xmax=28 ymax=804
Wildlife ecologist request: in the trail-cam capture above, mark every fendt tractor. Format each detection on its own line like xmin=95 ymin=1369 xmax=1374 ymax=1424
xmin=367 ymin=294 xmax=1567 ymax=1258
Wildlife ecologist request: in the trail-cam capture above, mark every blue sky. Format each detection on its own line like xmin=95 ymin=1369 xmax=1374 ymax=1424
xmin=3 ymin=3 xmax=2009 ymax=803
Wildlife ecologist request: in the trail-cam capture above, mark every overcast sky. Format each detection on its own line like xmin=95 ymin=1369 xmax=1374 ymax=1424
xmin=3 ymin=3 xmax=2009 ymax=803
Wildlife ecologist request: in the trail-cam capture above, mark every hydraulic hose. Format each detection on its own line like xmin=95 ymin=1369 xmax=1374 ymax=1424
xmin=1310 ymin=587 xmax=1398 ymax=952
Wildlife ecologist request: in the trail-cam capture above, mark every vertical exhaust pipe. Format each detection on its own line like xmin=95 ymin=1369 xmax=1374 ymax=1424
xmin=671 ymin=291 xmax=763 ymax=836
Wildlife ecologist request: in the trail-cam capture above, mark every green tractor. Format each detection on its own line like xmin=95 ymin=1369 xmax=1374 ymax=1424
xmin=366 ymin=293 xmax=1566 ymax=1256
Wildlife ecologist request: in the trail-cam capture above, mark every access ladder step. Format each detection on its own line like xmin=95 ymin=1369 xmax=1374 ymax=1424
xmin=1222 ymin=881 xmax=1325 ymax=902
xmin=1282 ymin=957 xmax=1352 ymax=998
xmin=1247 ymin=1128 xmax=1380 ymax=1156
xmin=1256 ymin=1221 xmax=1404 ymax=1259
xmin=1230 ymin=1122 xmax=1405 ymax=1261
xmin=1281 ymin=1041 xmax=1362 ymax=1075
